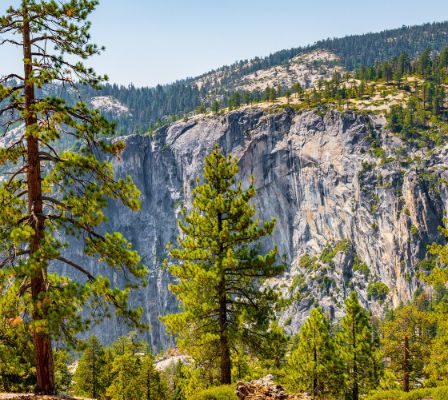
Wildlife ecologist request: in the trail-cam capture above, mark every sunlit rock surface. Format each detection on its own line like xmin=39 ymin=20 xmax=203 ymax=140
xmin=65 ymin=107 xmax=447 ymax=349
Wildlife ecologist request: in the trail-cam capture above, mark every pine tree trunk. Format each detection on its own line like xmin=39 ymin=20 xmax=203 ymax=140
xmin=218 ymin=212 xmax=231 ymax=385
xmin=22 ymin=3 xmax=55 ymax=394
xmin=219 ymin=287 xmax=231 ymax=385
xmin=403 ymin=336 xmax=410 ymax=392
xmin=146 ymin=368 xmax=151 ymax=400
xmin=92 ymin=347 xmax=97 ymax=398
xmin=352 ymin=319 xmax=359 ymax=400
xmin=313 ymin=346 xmax=317 ymax=399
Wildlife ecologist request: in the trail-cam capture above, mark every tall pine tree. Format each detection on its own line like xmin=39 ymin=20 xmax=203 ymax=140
xmin=336 ymin=292 xmax=381 ymax=400
xmin=287 ymin=308 xmax=343 ymax=399
xmin=382 ymin=304 xmax=433 ymax=392
xmin=162 ymin=146 xmax=284 ymax=384
xmin=73 ymin=336 xmax=107 ymax=399
xmin=0 ymin=1 xmax=146 ymax=393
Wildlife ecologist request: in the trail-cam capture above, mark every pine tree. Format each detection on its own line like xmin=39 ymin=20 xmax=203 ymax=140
xmin=105 ymin=337 xmax=163 ymax=400
xmin=258 ymin=322 xmax=289 ymax=370
xmin=106 ymin=350 xmax=141 ymax=400
xmin=162 ymin=146 xmax=284 ymax=384
xmin=136 ymin=354 xmax=165 ymax=400
xmin=426 ymin=318 xmax=448 ymax=384
xmin=382 ymin=303 xmax=433 ymax=391
xmin=196 ymin=104 xmax=207 ymax=114
xmin=426 ymin=220 xmax=448 ymax=285
xmin=0 ymin=281 xmax=35 ymax=392
xmin=293 ymin=83 xmax=303 ymax=99
xmin=287 ymin=308 xmax=343 ymax=399
xmin=0 ymin=1 xmax=147 ymax=393
xmin=54 ymin=350 xmax=73 ymax=393
xmin=336 ymin=292 xmax=381 ymax=400
xmin=73 ymin=336 xmax=107 ymax=399
xmin=211 ymin=100 xmax=220 ymax=114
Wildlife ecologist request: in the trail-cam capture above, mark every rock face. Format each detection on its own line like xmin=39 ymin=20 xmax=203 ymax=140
xmin=70 ymin=107 xmax=448 ymax=349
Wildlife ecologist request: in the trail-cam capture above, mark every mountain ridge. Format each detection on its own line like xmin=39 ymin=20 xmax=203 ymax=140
xmin=70 ymin=20 xmax=448 ymax=134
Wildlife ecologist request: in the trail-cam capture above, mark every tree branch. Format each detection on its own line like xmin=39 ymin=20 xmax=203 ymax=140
xmin=56 ymin=257 xmax=94 ymax=281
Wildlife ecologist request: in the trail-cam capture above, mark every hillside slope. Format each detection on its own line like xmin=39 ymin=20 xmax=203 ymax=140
xmin=72 ymin=21 xmax=448 ymax=133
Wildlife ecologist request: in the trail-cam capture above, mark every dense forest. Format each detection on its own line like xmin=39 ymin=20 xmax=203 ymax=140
xmin=69 ymin=21 xmax=448 ymax=134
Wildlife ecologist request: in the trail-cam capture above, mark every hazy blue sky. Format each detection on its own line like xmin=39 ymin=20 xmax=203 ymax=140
xmin=1 ymin=0 xmax=448 ymax=87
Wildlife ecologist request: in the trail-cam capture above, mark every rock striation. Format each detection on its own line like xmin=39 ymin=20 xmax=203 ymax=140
xmin=65 ymin=107 xmax=448 ymax=349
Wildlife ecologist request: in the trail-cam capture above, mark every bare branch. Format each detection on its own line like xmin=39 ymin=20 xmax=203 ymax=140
xmin=56 ymin=257 xmax=94 ymax=281
xmin=0 ymin=73 xmax=24 ymax=82
xmin=39 ymin=152 xmax=63 ymax=163
xmin=0 ymin=251 xmax=30 ymax=269
xmin=0 ymin=39 xmax=22 ymax=46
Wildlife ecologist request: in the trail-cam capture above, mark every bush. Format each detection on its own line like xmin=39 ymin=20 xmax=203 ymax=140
xmin=433 ymin=386 xmax=448 ymax=400
xmin=405 ymin=388 xmax=432 ymax=400
xmin=190 ymin=385 xmax=238 ymax=400
xmin=366 ymin=386 xmax=448 ymax=400
xmin=366 ymin=389 xmax=406 ymax=399
xmin=367 ymin=281 xmax=390 ymax=303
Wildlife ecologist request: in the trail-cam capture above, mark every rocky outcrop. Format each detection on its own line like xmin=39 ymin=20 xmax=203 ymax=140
xmin=236 ymin=376 xmax=308 ymax=400
xmin=64 ymin=107 xmax=448 ymax=349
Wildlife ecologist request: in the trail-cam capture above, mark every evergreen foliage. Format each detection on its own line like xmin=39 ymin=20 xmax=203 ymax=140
xmin=336 ymin=292 xmax=382 ymax=400
xmin=286 ymin=308 xmax=343 ymax=399
xmin=73 ymin=336 xmax=107 ymax=399
xmin=162 ymin=146 xmax=284 ymax=384
xmin=70 ymin=334 xmax=165 ymax=400
xmin=14 ymin=22 xmax=447 ymax=134
xmin=0 ymin=0 xmax=146 ymax=393
xmin=382 ymin=304 xmax=433 ymax=392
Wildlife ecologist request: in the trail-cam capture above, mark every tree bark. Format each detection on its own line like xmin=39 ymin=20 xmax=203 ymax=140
xmin=22 ymin=2 xmax=55 ymax=394
xmin=403 ymin=335 xmax=410 ymax=392
xmin=352 ymin=318 xmax=359 ymax=400
xmin=313 ymin=346 xmax=317 ymax=400
xmin=218 ymin=212 xmax=231 ymax=385
xmin=146 ymin=367 xmax=151 ymax=400
xmin=219 ymin=285 xmax=231 ymax=385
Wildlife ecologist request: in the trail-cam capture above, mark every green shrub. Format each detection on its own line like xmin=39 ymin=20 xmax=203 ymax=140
xmin=366 ymin=389 xmax=405 ymax=400
xmin=433 ymin=386 xmax=448 ymax=400
xmin=299 ymin=254 xmax=318 ymax=270
xmin=410 ymin=225 xmax=419 ymax=236
xmin=367 ymin=281 xmax=390 ymax=303
xmin=366 ymin=386 xmax=448 ymax=400
xmin=319 ymin=240 xmax=351 ymax=265
xmin=352 ymin=256 xmax=370 ymax=277
xmin=405 ymin=388 xmax=432 ymax=400
xmin=190 ymin=385 xmax=238 ymax=400
xmin=290 ymin=274 xmax=307 ymax=294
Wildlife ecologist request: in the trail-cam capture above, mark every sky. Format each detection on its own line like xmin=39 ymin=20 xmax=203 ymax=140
xmin=1 ymin=0 xmax=448 ymax=87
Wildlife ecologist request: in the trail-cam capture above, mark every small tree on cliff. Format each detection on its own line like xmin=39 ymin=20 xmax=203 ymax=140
xmin=0 ymin=0 xmax=146 ymax=394
xmin=162 ymin=146 xmax=284 ymax=384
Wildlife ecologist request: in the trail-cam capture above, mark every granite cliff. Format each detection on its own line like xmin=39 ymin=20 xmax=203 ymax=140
xmin=75 ymin=107 xmax=447 ymax=349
